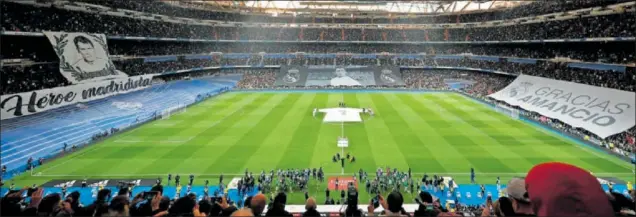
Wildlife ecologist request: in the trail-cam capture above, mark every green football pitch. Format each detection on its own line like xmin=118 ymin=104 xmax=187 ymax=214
xmin=11 ymin=91 xmax=635 ymax=203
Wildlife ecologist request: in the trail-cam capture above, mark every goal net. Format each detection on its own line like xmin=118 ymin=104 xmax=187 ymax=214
xmin=494 ymin=104 xmax=519 ymax=119
xmin=161 ymin=103 xmax=187 ymax=120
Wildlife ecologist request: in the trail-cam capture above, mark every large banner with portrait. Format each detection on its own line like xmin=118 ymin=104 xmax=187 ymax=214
xmin=275 ymin=66 xmax=404 ymax=87
xmin=0 ymin=74 xmax=156 ymax=120
xmin=489 ymin=74 xmax=635 ymax=138
xmin=43 ymin=32 xmax=128 ymax=84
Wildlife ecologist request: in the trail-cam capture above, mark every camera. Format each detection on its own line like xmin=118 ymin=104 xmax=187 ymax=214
xmin=372 ymin=195 xmax=380 ymax=209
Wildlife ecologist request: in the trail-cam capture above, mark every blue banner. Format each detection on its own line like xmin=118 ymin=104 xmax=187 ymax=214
xmin=184 ymin=55 xmax=213 ymax=60
xmin=143 ymin=56 xmax=177 ymax=63
xmin=567 ymin=62 xmax=626 ymax=73
xmin=351 ymin=54 xmax=377 ymax=59
xmin=506 ymin=58 xmax=537 ymax=64
xmin=223 ymin=53 xmax=251 ymax=59
xmin=434 ymin=55 xmax=463 ymax=60
xmin=469 ymin=56 xmax=500 ymax=62
xmin=263 ymin=54 xmax=295 ymax=59
xmin=306 ymin=54 xmax=337 ymax=58
xmin=397 ymin=54 xmax=420 ymax=59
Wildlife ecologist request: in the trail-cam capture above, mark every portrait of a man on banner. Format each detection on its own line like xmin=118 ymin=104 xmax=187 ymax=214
xmin=44 ymin=32 xmax=128 ymax=84
xmin=71 ymin=35 xmax=106 ymax=71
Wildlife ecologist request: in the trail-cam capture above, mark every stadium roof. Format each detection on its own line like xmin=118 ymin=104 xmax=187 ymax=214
xmin=188 ymin=1 xmax=529 ymax=15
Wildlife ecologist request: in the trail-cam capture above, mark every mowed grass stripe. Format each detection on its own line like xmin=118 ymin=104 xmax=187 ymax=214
xmin=241 ymin=93 xmax=316 ymax=169
xmin=414 ymin=94 xmax=518 ymax=173
xmin=450 ymin=94 xmax=634 ymax=173
xmin=436 ymin=96 xmax=555 ymax=162
xmin=203 ymin=94 xmax=302 ymax=173
xmin=425 ymin=94 xmax=537 ymax=172
xmin=341 ymin=93 xmax=376 ymax=173
xmin=372 ymin=94 xmax=446 ymax=172
xmin=125 ymin=93 xmax=243 ymax=137
xmin=384 ymin=93 xmax=462 ymax=172
xmin=240 ymin=93 xmax=320 ymax=171
xmin=312 ymin=94 xmax=352 ymax=172
xmin=397 ymin=93 xmax=476 ymax=172
xmin=459 ymin=103 xmax=635 ymax=172
xmin=308 ymin=94 xmax=350 ymax=172
xmin=128 ymin=93 xmax=267 ymax=175
xmin=35 ymin=95 xmax=246 ymax=174
xmin=443 ymin=95 xmax=605 ymax=172
xmin=356 ymin=94 xmax=409 ymax=170
xmin=52 ymin=93 xmax=260 ymax=175
xmin=125 ymin=94 xmax=244 ymax=137
xmin=133 ymin=93 xmax=274 ymax=175
xmin=276 ymin=94 xmax=327 ymax=169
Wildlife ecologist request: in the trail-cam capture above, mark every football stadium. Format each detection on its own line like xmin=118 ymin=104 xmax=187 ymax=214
xmin=1 ymin=0 xmax=635 ymax=216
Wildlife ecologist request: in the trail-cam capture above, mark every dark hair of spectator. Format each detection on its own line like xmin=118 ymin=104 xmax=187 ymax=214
xmin=150 ymin=184 xmax=164 ymax=194
xmin=387 ymin=191 xmax=404 ymax=213
xmin=108 ymin=195 xmax=129 ymax=213
xmin=38 ymin=193 xmax=62 ymax=215
xmin=169 ymin=196 xmax=196 ymax=215
xmin=495 ymin=197 xmax=516 ymax=217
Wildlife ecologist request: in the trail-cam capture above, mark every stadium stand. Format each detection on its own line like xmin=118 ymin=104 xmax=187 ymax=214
xmin=2 ymin=1 xmax=635 ymax=41
xmin=3 ymin=32 xmax=635 ymax=65
xmin=235 ymin=69 xmax=277 ymax=89
xmin=14 ymin=0 xmax=634 ymax=24
xmin=1 ymin=0 xmax=635 ymax=216
xmin=1 ymin=73 xmax=238 ymax=175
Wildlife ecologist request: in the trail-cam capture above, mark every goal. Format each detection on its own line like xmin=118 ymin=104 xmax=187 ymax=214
xmin=161 ymin=103 xmax=187 ymax=119
xmin=494 ymin=104 xmax=519 ymax=119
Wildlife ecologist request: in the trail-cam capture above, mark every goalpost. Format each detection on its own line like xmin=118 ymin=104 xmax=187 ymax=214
xmin=494 ymin=103 xmax=520 ymax=119
xmin=161 ymin=103 xmax=187 ymax=120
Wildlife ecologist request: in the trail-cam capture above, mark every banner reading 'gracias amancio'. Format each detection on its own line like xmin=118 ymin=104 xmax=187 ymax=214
xmin=489 ymin=74 xmax=635 ymax=138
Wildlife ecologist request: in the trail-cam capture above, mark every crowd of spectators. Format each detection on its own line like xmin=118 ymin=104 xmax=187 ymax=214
xmin=106 ymin=42 xmax=634 ymax=65
xmin=114 ymin=59 xmax=219 ymax=76
xmin=6 ymin=34 xmax=634 ymax=66
xmin=401 ymin=70 xmax=452 ymax=90
xmin=208 ymin=58 xmax=635 ymax=92
xmin=400 ymin=69 xmax=513 ymax=97
xmin=426 ymin=58 xmax=635 ymax=92
xmin=0 ymin=58 xmax=222 ymax=95
xmin=2 ymin=162 xmax=634 ymax=217
xmin=62 ymin=0 xmax=632 ymax=24
xmin=235 ymin=69 xmax=277 ymax=89
xmin=3 ymin=2 xmax=635 ymax=42
xmin=3 ymin=54 xmax=633 ymax=95
xmin=0 ymin=64 xmax=70 ymax=95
